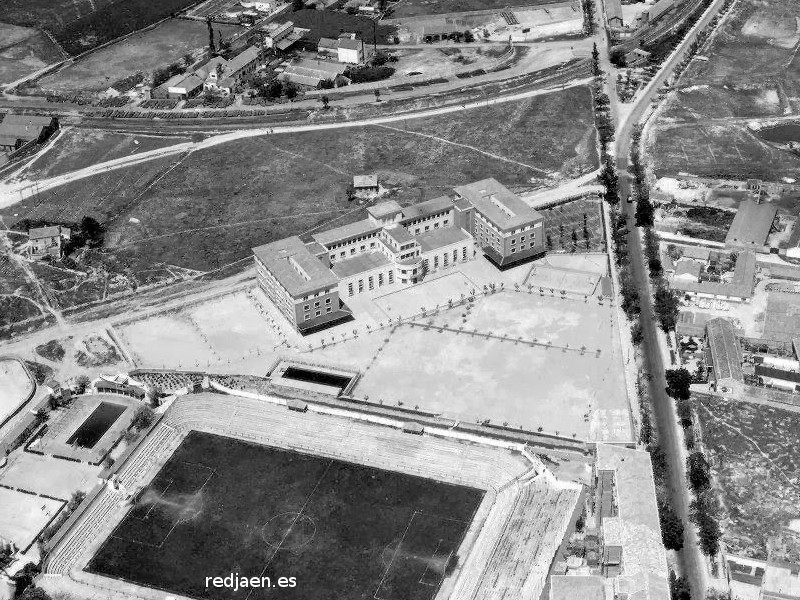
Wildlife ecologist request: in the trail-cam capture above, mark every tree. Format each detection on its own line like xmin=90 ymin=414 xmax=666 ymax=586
xmin=669 ymin=571 xmax=691 ymax=600
xmin=635 ymin=190 xmax=655 ymax=227
xmin=284 ymin=82 xmax=298 ymax=100
xmin=292 ymin=0 xmax=304 ymax=10
xmin=691 ymin=491 xmax=721 ymax=556
xmin=320 ymin=95 xmax=330 ymax=109
xmin=464 ymin=30 xmax=475 ymax=42
xmin=374 ymin=89 xmax=381 ymax=102
xmin=591 ymin=43 xmax=600 ymax=75
xmin=206 ymin=17 xmax=215 ymax=54
xmin=131 ymin=405 xmax=155 ymax=431
xmin=653 ymin=285 xmax=679 ymax=332
xmin=687 ymin=451 xmax=711 ymax=493
xmin=317 ymin=78 xmax=335 ymax=90
xmin=74 ymin=374 xmax=90 ymax=394
xmin=80 ymin=215 xmax=105 ymax=248
xmin=665 ymin=368 xmax=692 ymax=400
xmin=658 ymin=499 xmax=684 ymax=550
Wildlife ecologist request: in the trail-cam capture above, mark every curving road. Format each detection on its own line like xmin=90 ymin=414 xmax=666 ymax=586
xmin=613 ymin=0 xmax=733 ymax=596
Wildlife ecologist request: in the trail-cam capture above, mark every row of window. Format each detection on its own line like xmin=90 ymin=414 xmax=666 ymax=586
xmin=303 ymin=306 xmax=333 ymax=321
xmin=411 ymin=219 xmax=448 ymax=235
xmin=347 ymin=270 xmax=394 ymax=296
xmin=303 ymin=297 xmax=332 ymax=311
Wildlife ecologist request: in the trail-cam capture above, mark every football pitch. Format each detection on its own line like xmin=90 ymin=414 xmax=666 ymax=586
xmin=87 ymin=431 xmax=484 ymax=600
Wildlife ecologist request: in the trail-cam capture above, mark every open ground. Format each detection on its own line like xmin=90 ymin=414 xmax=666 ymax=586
xmin=0 ymin=487 xmax=63 ymax=552
xmin=0 ymin=357 xmax=34 ymax=425
xmin=648 ymin=0 xmax=800 ymax=180
xmin=694 ymin=393 xmax=800 ymax=559
xmin=389 ymin=0 xmax=568 ymax=19
xmin=36 ymin=20 xmax=243 ymax=93
xmin=88 ymin=430 xmax=484 ymax=600
xmin=0 ymin=23 xmax=65 ymax=85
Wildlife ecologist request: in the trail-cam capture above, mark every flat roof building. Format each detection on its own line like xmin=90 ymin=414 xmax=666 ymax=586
xmin=453 ymin=178 xmax=545 ymax=268
xmin=0 ymin=114 xmax=58 ymax=153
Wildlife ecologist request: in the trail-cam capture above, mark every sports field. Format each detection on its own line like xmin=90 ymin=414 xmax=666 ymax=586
xmin=0 ymin=487 xmax=63 ymax=551
xmin=339 ymin=291 xmax=630 ymax=441
xmin=88 ymin=430 xmax=484 ymax=600
xmin=0 ymin=357 xmax=34 ymax=426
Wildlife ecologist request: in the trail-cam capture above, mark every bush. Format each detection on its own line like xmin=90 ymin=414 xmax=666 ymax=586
xmin=691 ymin=490 xmax=721 ymax=556
xmin=687 ymin=451 xmax=711 ymax=494
xmin=665 ymin=368 xmax=692 ymax=401
xmin=658 ymin=499 xmax=685 ymax=550
xmin=130 ymin=405 xmax=155 ymax=431
xmin=345 ymin=65 xmax=395 ymax=84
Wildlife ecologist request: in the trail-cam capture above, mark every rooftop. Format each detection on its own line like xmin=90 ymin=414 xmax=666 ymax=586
xmin=312 ymin=218 xmax=379 ymax=247
xmin=354 ymin=174 xmax=378 ymax=189
xmin=281 ymin=58 xmax=348 ymax=86
xmin=330 ymin=251 xmax=390 ymax=278
xmin=253 ymin=236 xmax=339 ymax=297
xmin=706 ymin=317 xmax=743 ymax=382
xmin=367 ymin=200 xmax=402 ymax=219
xmin=596 ymin=444 xmax=669 ymax=600
xmin=674 ymin=260 xmax=702 ymax=280
xmin=416 ymin=226 xmax=471 ymax=252
xmin=29 ymin=226 xmax=63 ymax=240
xmin=453 ymin=178 xmax=541 ymax=231
xmin=549 ymin=576 xmax=606 ymax=600
xmin=670 ymin=250 xmax=756 ymax=299
xmin=400 ymin=196 xmax=453 ymax=221
xmin=384 ymin=225 xmax=415 ymax=245
xmin=680 ymin=245 xmax=711 ymax=261
xmin=725 ymin=199 xmax=778 ymax=248
xmin=0 ymin=114 xmax=54 ymax=142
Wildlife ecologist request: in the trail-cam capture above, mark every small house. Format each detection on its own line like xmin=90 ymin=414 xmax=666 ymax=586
xmin=28 ymin=225 xmax=71 ymax=259
xmin=353 ymin=174 xmax=379 ymax=194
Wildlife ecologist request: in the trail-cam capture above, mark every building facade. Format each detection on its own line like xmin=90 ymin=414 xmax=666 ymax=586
xmin=253 ymin=179 xmax=545 ymax=332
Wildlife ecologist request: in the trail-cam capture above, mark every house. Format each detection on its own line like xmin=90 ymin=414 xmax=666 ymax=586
xmin=353 ymin=174 xmax=378 ymax=194
xmin=156 ymin=73 xmax=204 ymax=100
xmin=337 ymin=33 xmax=366 ymax=64
xmin=604 ymin=0 xmax=624 ymax=28
xmin=625 ymin=48 xmax=651 ymax=67
xmin=670 ymin=250 xmax=756 ymax=302
xmin=262 ymin=21 xmax=308 ymax=51
xmin=28 ymin=225 xmax=71 ymax=259
xmin=673 ymin=260 xmax=702 ymax=282
xmin=0 ymin=114 xmax=58 ymax=153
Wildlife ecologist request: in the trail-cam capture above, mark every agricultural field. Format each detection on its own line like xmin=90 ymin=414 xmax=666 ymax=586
xmin=694 ymin=394 xmax=800 ymax=559
xmin=0 ymin=23 xmax=65 ymax=85
xmin=388 ymin=0 xmax=564 ymax=19
xmin=538 ymin=195 xmax=605 ymax=253
xmin=648 ymin=0 xmax=800 ymax=180
xmin=290 ymin=9 xmax=396 ymax=44
xmin=0 ymin=1 xmax=209 ymax=56
xmin=0 ymin=357 xmax=34 ymax=426
xmin=36 ymin=20 xmax=242 ymax=93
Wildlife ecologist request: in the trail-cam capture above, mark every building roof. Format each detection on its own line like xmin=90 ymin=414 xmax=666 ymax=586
xmin=253 ymin=236 xmax=339 ymax=297
xmin=195 ymin=56 xmax=227 ymax=79
xmin=226 ymin=45 xmax=260 ymax=74
xmin=416 ymin=226 xmax=471 ymax=252
xmin=670 ymin=250 xmax=756 ymax=299
xmin=453 ymin=178 xmax=542 ymax=231
xmin=384 ymin=225 xmax=415 ymax=245
xmin=0 ymin=114 xmax=53 ymax=143
xmin=649 ymin=0 xmax=676 ymax=21
xmin=755 ymin=365 xmax=800 ymax=385
xmin=218 ymin=77 xmax=236 ymax=88
xmin=312 ymin=218 xmax=379 ymax=247
xmin=29 ymin=225 xmax=62 ymax=240
xmin=338 ymin=36 xmax=362 ymax=51
xmin=330 ymin=250 xmax=390 ymax=278
xmin=605 ymin=0 xmax=623 ymax=23
xmin=596 ymin=445 xmax=669 ymax=600
xmin=725 ymin=199 xmax=778 ymax=248
xmin=367 ymin=200 xmax=401 ymax=219
xmin=400 ymin=196 xmax=453 ymax=221
xmin=354 ymin=174 xmax=378 ymax=189
xmin=680 ymin=245 xmax=711 ymax=261
xmin=318 ymin=37 xmax=338 ymax=50
xmin=763 ymin=261 xmax=800 ymax=281
xmin=281 ymin=58 xmax=347 ymax=87
xmin=549 ymin=576 xmax=606 ymax=600
xmin=706 ymin=317 xmax=743 ymax=383
xmin=674 ymin=260 xmax=702 ymax=280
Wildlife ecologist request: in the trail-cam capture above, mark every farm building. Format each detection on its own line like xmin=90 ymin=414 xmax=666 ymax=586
xmin=353 ymin=174 xmax=378 ymax=194
xmin=27 ymin=225 xmax=71 ymax=259
xmin=754 ymin=365 xmax=800 ymax=393
xmin=280 ymin=58 xmax=348 ymax=88
xmin=0 ymin=114 xmax=58 ymax=153
xmin=262 ymin=21 xmax=308 ymax=51
xmin=155 ymin=73 xmax=204 ymax=100
xmin=604 ymin=0 xmax=624 ymax=28
xmin=317 ymin=33 xmax=370 ymax=64
xmin=705 ymin=317 xmax=744 ymax=394
xmin=725 ymin=199 xmax=779 ymax=250
xmin=670 ymin=250 xmax=756 ymax=302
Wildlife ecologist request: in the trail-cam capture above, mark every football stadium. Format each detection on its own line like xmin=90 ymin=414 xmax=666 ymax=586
xmin=43 ymin=392 xmax=581 ymax=600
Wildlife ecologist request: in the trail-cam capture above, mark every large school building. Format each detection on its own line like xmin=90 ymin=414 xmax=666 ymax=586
xmin=253 ymin=178 xmax=545 ymax=333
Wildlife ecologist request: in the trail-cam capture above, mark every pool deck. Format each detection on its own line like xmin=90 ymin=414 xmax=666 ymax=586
xmin=31 ymin=394 xmax=139 ymax=465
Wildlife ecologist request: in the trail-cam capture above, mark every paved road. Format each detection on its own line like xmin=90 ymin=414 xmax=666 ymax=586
xmin=613 ymin=0 xmax=732 ymax=596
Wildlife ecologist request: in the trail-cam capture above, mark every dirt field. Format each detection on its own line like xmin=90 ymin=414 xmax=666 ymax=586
xmin=23 ymin=129 xmax=193 ymax=180
xmin=0 ymin=451 xmax=100 ymax=498
xmin=0 ymin=487 xmax=63 ymax=551
xmin=389 ymin=0 xmax=564 ymax=19
xmin=116 ymin=291 xmax=285 ymax=370
xmin=319 ymin=289 xmax=629 ymax=442
xmin=37 ymin=20 xmax=242 ymax=92
xmin=0 ymin=23 xmax=65 ymax=85
xmin=0 ymin=357 xmax=34 ymax=424
xmin=695 ymin=393 xmax=800 ymax=559
xmin=648 ymin=0 xmax=800 ymax=180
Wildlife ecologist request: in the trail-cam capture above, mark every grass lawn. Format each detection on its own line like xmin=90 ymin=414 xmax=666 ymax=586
xmin=694 ymin=394 xmax=800 ymax=559
xmin=389 ymin=0 xmax=564 ymax=19
xmin=88 ymin=430 xmax=483 ymax=600
xmin=38 ymin=20 xmax=242 ymax=92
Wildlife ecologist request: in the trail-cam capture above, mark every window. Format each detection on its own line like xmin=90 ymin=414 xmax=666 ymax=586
xmin=351 ymin=248 xmax=356 ymax=255
xmin=388 ymin=271 xmax=394 ymax=283
xmin=326 ymin=297 xmax=331 ymax=304
xmin=443 ymin=254 xmax=449 ymax=266
xmin=425 ymin=226 xmax=430 ymax=232
xmin=462 ymin=247 xmax=467 ymax=260
xmin=453 ymin=249 xmax=457 ymax=262
xmin=314 ymin=301 xmax=320 ymax=308
xmin=415 ymin=229 xmax=420 ymax=234
xmin=378 ymin=273 xmax=384 ymax=286
xmin=348 ymin=283 xmax=354 ymax=296
xmin=305 ymin=314 xmax=310 ymax=320
xmin=511 ymin=248 xmax=516 ymax=253
xmin=358 ymin=279 xmax=364 ymax=292
xmin=511 ymin=238 xmax=515 ymax=245
xmin=434 ymin=256 xmax=439 ymax=268
xmin=370 ymin=242 xmax=376 ymax=249
xmin=368 ymin=276 xmax=374 ymax=290
xmin=340 ymin=251 xmax=345 ymax=258
xmin=315 ymin=310 xmax=321 ymax=317
xmin=304 ymin=304 xmax=309 ymax=311
xmin=443 ymin=220 xmax=448 ymax=225
xmin=434 ymin=223 xmax=440 ymax=228
xmin=520 ymin=235 xmax=526 ymax=242
xmin=330 ymin=254 xmax=335 ymax=260
xmin=360 ymin=245 xmax=365 ymax=251
xmin=326 ymin=307 xmax=332 ymax=313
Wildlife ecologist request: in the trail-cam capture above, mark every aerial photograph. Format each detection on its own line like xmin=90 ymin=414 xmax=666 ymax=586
xmin=0 ymin=0 xmax=797 ymax=598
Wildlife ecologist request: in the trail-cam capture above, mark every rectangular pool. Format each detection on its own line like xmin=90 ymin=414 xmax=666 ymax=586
xmin=66 ymin=402 xmax=127 ymax=449
xmin=281 ymin=367 xmax=352 ymax=391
